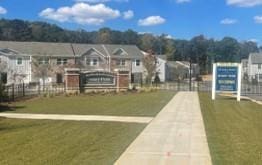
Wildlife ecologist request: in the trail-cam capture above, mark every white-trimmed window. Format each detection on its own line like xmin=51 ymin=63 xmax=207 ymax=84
xmin=93 ymin=59 xmax=98 ymax=66
xmin=258 ymin=64 xmax=261 ymax=70
xmin=86 ymin=59 xmax=91 ymax=66
xmin=135 ymin=59 xmax=141 ymax=66
xmin=57 ymin=58 xmax=68 ymax=65
xmin=17 ymin=57 xmax=23 ymax=65
xmin=116 ymin=59 xmax=126 ymax=66
xmin=86 ymin=58 xmax=99 ymax=66
xmin=38 ymin=58 xmax=49 ymax=65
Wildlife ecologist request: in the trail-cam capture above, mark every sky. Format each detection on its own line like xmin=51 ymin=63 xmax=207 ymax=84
xmin=0 ymin=0 xmax=262 ymax=44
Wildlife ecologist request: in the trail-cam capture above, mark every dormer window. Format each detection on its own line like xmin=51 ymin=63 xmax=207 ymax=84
xmin=93 ymin=59 xmax=98 ymax=66
xmin=86 ymin=58 xmax=99 ymax=66
xmin=17 ymin=57 xmax=23 ymax=65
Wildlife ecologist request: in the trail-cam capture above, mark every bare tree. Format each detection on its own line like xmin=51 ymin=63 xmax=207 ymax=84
xmin=32 ymin=58 xmax=53 ymax=89
xmin=143 ymin=50 xmax=157 ymax=85
xmin=9 ymin=69 xmax=27 ymax=84
xmin=0 ymin=60 xmax=7 ymax=82
xmin=0 ymin=61 xmax=8 ymax=102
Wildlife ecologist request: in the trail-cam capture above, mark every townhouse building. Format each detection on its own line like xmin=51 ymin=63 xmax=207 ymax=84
xmin=0 ymin=41 xmax=144 ymax=85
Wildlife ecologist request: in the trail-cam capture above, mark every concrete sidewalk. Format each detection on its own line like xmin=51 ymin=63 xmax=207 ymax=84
xmin=0 ymin=113 xmax=153 ymax=124
xmin=115 ymin=92 xmax=212 ymax=165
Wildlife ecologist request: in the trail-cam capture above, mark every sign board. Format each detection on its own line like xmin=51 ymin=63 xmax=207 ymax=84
xmin=212 ymin=63 xmax=242 ymax=101
xmin=216 ymin=66 xmax=238 ymax=91
xmin=84 ymin=72 xmax=115 ymax=86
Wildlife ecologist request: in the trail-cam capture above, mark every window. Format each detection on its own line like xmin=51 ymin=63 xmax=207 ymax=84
xmin=0 ymin=73 xmax=7 ymax=84
xmin=57 ymin=58 xmax=68 ymax=65
xmin=86 ymin=58 xmax=98 ymax=66
xmin=93 ymin=59 xmax=98 ymax=66
xmin=56 ymin=73 xmax=63 ymax=84
xmin=17 ymin=58 xmax=23 ymax=65
xmin=86 ymin=59 xmax=91 ymax=65
xmin=258 ymin=64 xmax=261 ymax=70
xmin=117 ymin=59 xmax=126 ymax=66
xmin=135 ymin=59 xmax=140 ymax=66
xmin=38 ymin=58 xmax=49 ymax=65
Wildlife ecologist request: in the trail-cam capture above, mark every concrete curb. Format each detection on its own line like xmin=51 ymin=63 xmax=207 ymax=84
xmin=0 ymin=113 xmax=153 ymax=124
xmin=219 ymin=94 xmax=262 ymax=105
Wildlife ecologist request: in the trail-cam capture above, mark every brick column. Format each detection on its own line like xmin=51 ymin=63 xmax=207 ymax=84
xmin=117 ymin=70 xmax=129 ymax=91
xmin=64 ymin=68 xmax=80 ymax=93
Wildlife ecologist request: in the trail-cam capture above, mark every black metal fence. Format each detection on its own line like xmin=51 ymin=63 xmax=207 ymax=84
xmin=1 ymin=80 xmax=262 ymax=102
xmin=159 ymin=80 xmax=262 ymax=97
xmin=241 ymin=83 xmax=262 ymax=96
xmin=0 ymin=83 xmax=65 ymax=102
xmin=159 ymin=81 xmax=212 ymax=92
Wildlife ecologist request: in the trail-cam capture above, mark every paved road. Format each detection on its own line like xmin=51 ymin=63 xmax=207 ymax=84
xmin=0 ymin=113 xmax=153 ymax=124
xmin=115 ymin=92 xmax=212 ymax=165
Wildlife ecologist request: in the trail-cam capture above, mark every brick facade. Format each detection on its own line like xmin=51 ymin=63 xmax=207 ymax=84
xmin=64 ymin=69 xmax=80 ymax=92
xmin=118 ymin=71 xmax=129 ymax=89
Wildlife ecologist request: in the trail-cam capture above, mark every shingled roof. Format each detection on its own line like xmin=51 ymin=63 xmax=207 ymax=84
xmin=249 ymin=53 xmax=262 ymax=64
xmin=0 ymin=41 xmax=143 ymax=59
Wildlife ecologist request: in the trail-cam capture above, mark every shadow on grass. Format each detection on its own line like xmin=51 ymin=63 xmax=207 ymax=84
xmin=0 ymin=104 xmax=25 ymax=113
xmin=216 ymin=95 xmax=250 ymax=102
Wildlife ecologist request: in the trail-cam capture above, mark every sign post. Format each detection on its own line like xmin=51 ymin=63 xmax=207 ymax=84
xmin=212 ymin=63 xmax=242 ymax=101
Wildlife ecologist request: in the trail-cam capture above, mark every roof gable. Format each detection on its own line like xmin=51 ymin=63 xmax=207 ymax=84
xmin=113 ymin=48 xmax=128 ymax=56
xmin=82 ymin=48 xmax=106 ymax=58
xmin=250 ymin=53 xmax=262 ymax=64
xmin=0 ymin=48 xmax=19 ymax=55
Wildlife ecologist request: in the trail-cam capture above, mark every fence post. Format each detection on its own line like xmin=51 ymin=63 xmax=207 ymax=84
xmin=197 ymin=81 xmax=199 ymax=91
xmin=38 ymin=82 xmax=41 ymax=95
xmin=0 ymin=83 xmax=2 ymax=103
xmin=22 ymin=82 xmax=25 ymax=97
xmin=12 ymin=83 xmax=15 ymax=101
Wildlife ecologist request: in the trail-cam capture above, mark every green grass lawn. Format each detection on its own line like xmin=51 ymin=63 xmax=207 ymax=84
xmin=0 ymin=117 xmax=145 ymax=165
xmin=2 ymin=91 xmax=175 ymax=117
xmin=199 ymin=93 xmax=262 ymax=165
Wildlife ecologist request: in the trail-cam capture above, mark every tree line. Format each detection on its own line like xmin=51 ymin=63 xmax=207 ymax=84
xmin=0 ymin=18 xmax=261 ymax=74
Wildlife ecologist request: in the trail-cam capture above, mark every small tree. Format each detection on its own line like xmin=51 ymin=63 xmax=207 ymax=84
xmin=0 ymin=61 xmax=7 ymax=102
xmin=32 ymin=58 xmax=53 ymax=90
xmin=154 ymin=73 xmax=161 ymax=87
xmin=9 ymin=69 xmax=27 ymax=84
xmin=143 ymin=50 xmax=157 ymax=85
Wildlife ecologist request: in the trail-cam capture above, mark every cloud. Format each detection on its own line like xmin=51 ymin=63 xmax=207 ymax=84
xmin=74 ymin=0 xmax=128 ymax=3
xmin=138 ymin=16 xmax=166 ymax=26
xmin=165 ymin=35 xmax=174 ymax=39
xmin=123 ymin=10 xmax=134 ymax=19
xmin=254 ymin=15 xmax=262 ymax=23
xmin=176 ymin=0 xmax=191 ymax=4
xmin=0 ymin=6 xmax=7 ymax=14
xmin=226 ymin=0 xmax=262 ymax=7
xmin=220 ymin=18 xmax=238 ymax=24
xmin=248 ymin=38 xmax=259 ymax=43
xmin=39 ymin=3 xmax=120 ymax=25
